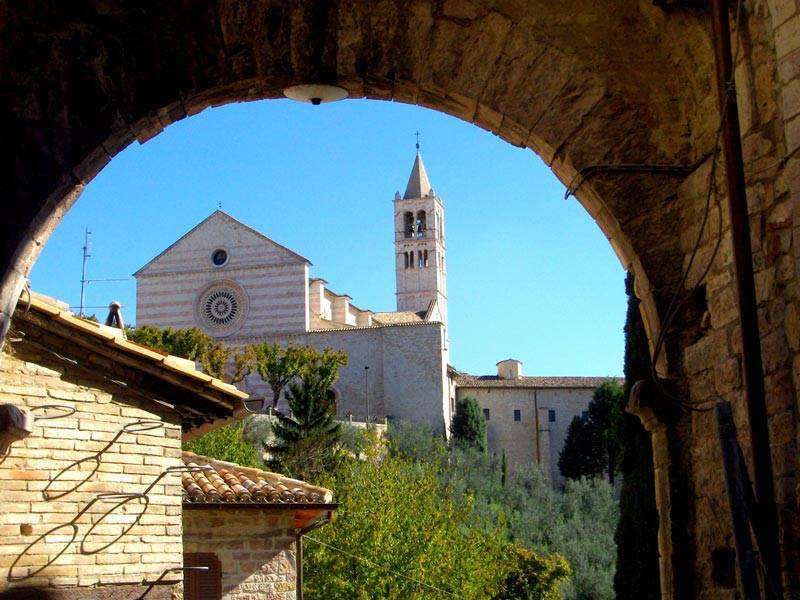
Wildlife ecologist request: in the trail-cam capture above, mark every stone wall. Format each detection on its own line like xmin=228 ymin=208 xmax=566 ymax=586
xmin=238 ymin=322 xmax=452 ymax=435
xmin=136 ymin=211 xmax=311 ymax=338
xmin=642 ymin=3 xmax=800 ymax=596
xmin=456 ymin=385 xmax=595 ymax=486
xmin=1 ymin=2 xmax=800 ymax=597
xmin=0 ymin=340 xmax=183 ymax=597
xmin=182 ymin=508 xmax=296 ymax=600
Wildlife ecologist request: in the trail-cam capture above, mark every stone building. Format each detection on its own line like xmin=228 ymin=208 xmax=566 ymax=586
xmin=0 ymin=291 xmax=334 ymax=599
xmin=135 ymin=153 xmax=453 ymax=434
xmin=0 ymin=291 xmax=245 ymax=598
xmin=452 ymin=359 xmax=622 ymax=488
xmin=181 ymin=452 xmax=335 ymax=600
xmin=135 ymin=154 xmax=613 ymax=484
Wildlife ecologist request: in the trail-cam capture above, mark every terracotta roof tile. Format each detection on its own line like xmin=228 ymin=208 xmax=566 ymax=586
xmin=181 ymin=451 xmax=333 ymax=505
xmin=453 ymin=374 xmax=624 ymax=388
xmin=372 ymin=311 xmax=425 ymax=325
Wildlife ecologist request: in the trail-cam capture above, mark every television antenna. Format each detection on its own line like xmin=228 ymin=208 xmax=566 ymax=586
xmin=79 ymin=228 xmax=128 ymax=317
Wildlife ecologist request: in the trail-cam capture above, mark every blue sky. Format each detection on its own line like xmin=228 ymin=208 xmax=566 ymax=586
xmin=30 ymin=98 xmax=626 ymax=376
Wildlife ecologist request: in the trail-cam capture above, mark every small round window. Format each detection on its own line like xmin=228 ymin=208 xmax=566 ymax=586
xmin=211 ymin=248 xmax=228 ymax=266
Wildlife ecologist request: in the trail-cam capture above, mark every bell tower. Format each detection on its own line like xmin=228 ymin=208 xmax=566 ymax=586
xmin=394 ymin=147 xmax=447 ymax=328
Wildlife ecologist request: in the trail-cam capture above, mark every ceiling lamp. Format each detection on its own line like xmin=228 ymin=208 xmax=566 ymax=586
xmin=283 ymin=84 xmax=348 ymax=105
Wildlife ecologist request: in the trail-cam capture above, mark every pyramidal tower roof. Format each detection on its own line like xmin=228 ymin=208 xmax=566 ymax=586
xmin=403 ymin=152 xmax=433 ymax=199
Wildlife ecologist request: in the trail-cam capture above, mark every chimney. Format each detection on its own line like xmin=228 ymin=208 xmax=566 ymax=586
xmin=105 ymin=300 xmax=125 ymax=331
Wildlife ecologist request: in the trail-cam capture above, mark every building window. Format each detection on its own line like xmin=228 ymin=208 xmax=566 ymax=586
xmin=211 ymin=248 xmax=228 ymax=267
xmin=184 ymin=553 xmax=222 ymax=600
xmin=409 ymin=250 xmax=414 ymax=268
xmin=548 ymin=409 xmax=556 ymax=423
xmin=416 ymin=210 xmax=427 ymax=237
xmin=423 ymin=249 xmax=429 ymax=267
xmin=514 ymin=409 xmax=521 ymax=422
xmin=404 ymin=212 xmax=414 ymax=238
xmin=418 ymin=252 xmax=425 ymax=268
xmin=483 ymin=408 xmax=490 ymax=421
xmin=581 ymin=410 xmax=589 ymax=422
xmin=404 ymin=252 xmax=410 ymax=269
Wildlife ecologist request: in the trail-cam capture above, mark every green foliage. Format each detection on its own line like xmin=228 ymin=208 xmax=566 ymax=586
xmin=306 ymin=435 xmax=517 ymax=600
xmin=126 ymin=324 xmax=251 ymax=382
xmin=451 ymin=395 xmax=488 ymax=452
xmin=387 ymin=419 xmax=447 ymax=463
xmin=252 ymin=342 xmax=341 ymax=410
xmin=494 ymin=546 xmax=572 ymax=600
xmin=387 ymin=420 xmax=618 ymax=600
xmin=614 ymin=273 xmax=660 ymax=599
xmin=558 ymin=416 xmax=601 ymax=480
xmin=266 ymin=347 xmax=348 ymax=481
xmin=184 ymin=419 xmax=262 ymax=468
xmin=558 ymin=381 xmax=623 ymax=482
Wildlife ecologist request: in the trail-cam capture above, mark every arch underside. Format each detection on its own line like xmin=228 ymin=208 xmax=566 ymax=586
xmin=0 ymin=1 xmax=719 ymax=372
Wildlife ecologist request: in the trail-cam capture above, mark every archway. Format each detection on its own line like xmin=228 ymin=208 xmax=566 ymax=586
xmin=3 ymin=3 xmax=799 ymax=598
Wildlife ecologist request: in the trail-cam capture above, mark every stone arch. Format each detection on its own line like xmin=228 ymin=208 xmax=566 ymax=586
xmin=7 ymin=4 xmax=800 ymax=596
xmin=0 ymin=2 xmax=719 ymax=375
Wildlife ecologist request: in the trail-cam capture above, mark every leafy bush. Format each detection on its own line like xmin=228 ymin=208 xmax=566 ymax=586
xmin=305 ymin=431 xmax=568 ymax=600
xmin=184 ymin=419 xmax=262 ymax=468
xmin=387 ymin=420 xmax=618 ymax=600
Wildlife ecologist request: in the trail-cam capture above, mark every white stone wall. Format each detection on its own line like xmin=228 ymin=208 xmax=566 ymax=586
xmin=136 ymin=213 xmax=310 ymax=337
xmin=456 ymin=386 xmax=595 ymax=488
xmin=237 ymin=322 xmax=451 ymax=434
xmin=393 ymin=194 xmax=447 ymax=325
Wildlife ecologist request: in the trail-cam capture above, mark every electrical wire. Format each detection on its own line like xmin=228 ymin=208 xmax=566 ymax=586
xmin=649 ymin=0 xmax=745 ymax=413
xmin=304 ymin=535 xmax=463 ymax=599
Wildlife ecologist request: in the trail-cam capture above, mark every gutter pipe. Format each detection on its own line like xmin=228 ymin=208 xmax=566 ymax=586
xmin=710 ymin=1 xmax=783 ymax=596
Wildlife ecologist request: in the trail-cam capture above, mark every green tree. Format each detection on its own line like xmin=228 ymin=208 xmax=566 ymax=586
xmin=451 ymin=396 xmax=488 ymax=452
xmin=126 ymin=324 xmax=252 ymax=382
xmin=557 ymin=382 xmax=623 ymax=482
xmin=306 ymin=434 xmax=536 ymax=600
xmin=613 ymin=272 xmax=660 ymax=599
xmin=184 ymin=419 xmax=261 ymax=468
xmin=252 ymin=342 xmax=317 ymax=410
xmin=267 ymin=347 xmax=348 ymax=480
xmin=389 ymin=419 xmax=618 ymax=600
xmin=558 ymin=416 xmax=601 ymax=480
xmin=588 ymin=381 xmax=623 ymax=483
xmin=494 ymin=546 xmax=572 ymax=600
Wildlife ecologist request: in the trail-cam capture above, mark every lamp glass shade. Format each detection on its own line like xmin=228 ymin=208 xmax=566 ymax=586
xmin=283 ymin=84 xmax=349 ymax=104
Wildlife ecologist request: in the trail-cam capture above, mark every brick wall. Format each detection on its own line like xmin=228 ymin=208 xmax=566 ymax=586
xmin=182 ymin=508 xmax=296 ymax=599
xmin=0 ymin=341 xmax=183 ymax=596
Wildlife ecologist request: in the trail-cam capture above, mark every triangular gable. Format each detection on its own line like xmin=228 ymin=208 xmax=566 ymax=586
xmin=423 ymin=298 xmax=443 ymax=322
xmin=134 ymin=211 xmax=311 ymax=276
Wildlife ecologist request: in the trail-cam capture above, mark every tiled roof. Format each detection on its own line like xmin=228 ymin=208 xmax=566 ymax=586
xmin=181 ymin=452 xmax=333 ymax=505
xmin=372 ymin=310 xmax=425 ymax=325
xmin=15 ymin=292 xmax=248 ymax=436
xmin=453 ymin=374 xmax=624 ymax=389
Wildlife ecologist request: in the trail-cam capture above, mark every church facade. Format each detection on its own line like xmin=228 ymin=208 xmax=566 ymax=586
xmin=135 ymin=152 xmax=453 ymax=434
xmin=135 ymin=152 xmax=616 ymax=477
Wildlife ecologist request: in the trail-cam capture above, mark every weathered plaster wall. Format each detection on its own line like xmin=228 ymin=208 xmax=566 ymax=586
xmin=0 ymin=340 xmax=183 ymax=597
xmin=182 ymin=508 xmax=296 ymax=600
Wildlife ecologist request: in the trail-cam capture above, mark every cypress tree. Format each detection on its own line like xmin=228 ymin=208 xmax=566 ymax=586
xmin=613 ymin=272 xmax=661 ymax=599
xmin=451 ymin=396 xmax=488 ymax=453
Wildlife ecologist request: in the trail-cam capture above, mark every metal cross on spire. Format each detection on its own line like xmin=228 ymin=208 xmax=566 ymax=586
xmin=415 ymin=131 xmax=420 ymax=151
